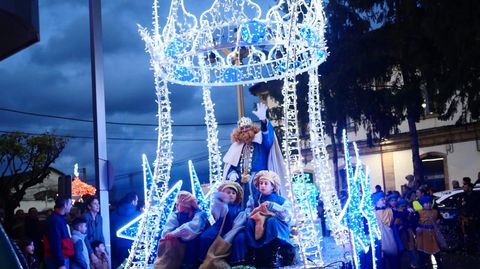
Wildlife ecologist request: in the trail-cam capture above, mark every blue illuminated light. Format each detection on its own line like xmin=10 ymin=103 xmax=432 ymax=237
xmin=223 ymin=67 xmax=241 ymax=82
xmin=339 ymin=130 xmax=379 ymax=269
xmin=174 ymin=66 xmax=194 ymax=81
xmin=116 ymin=155 xmax=183 ymax=242
xmin=240 ymin=20 xmax=267 ymax=44
xmin=188 ymin=160 xmax=213 ymax=223
xmin=300 ymin=27 xmax=319 ymax=46
xmin=317 ymin=50 xmax=326 ymax=60
xmin=165 ymin=37 xmax=188 ymax=58
xmin=275 ymin=60 xmax=301 ymax=73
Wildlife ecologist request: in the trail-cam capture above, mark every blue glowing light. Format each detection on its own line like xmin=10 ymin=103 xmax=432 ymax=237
xmin=292 ymin=174 xmax=319 ymax=211
xmin=165 ymin=37 xmax=188 ymax=58
xmin=317 ymin=49 xmax=326 ymax=60
xmin=116 ymin=155 xmax=183 ymax=242
xmin=223 ymin=67 xmax=241 ymax=82
xmin=300 ymin=26 xmax=319 ymax=46
xmin=188 ymin=160 xmax=213 ymax=223
xmin=338 ymin=130 xmax=373 ymax=269
xmin=174 ymin=66 xmax=194 ymax=81
xmin=240 ymin=20 xmax=267 ymax=44
xmin=275 ymin=60 xmax=301 ymax=73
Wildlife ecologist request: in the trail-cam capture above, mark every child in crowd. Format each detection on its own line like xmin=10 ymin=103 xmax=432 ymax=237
xmin=395 ymin=198 xmax=418 ymax=268
xmin=22 ymin=239 xmax=40 ymax=269
xmin=90 ymin=240 xmax=109 ymax=269
xmin=71 ymin=218 xmax=90 ymax=269
xmin=155 ymin=191 xmax=209 ymax=269
xmin=199 ymin=181 xmax=247 ymax=267
xmin=372 ymin=191 xmax=400 ymax=269
xmin=416 ymin=196 xmax=443 ymax=269
xmin=245 ymin=170 xmax=294 ymax=268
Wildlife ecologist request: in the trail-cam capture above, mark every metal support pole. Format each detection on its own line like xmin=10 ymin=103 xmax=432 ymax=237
xmin=89 ymin=0 xmax=111 ymax=265
xmin=221 ymin=48 xmax=245 ymax=120
xmin=236 ymin=84 xmax=245 ymax=119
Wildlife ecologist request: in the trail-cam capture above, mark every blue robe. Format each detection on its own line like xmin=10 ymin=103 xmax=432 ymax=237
xmin=246 ymin=192 xmax=293 ymax=248
xmin=226 ymin=121 xmax=275 ymax=207
xmin=199 ymin=204 xmax=246 ymax=263
xmin=162 ymin=209 xmax=208 ymax=265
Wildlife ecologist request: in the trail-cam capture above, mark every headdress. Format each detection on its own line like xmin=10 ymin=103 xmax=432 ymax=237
xmin=371 ymin=191 xmax=385 ymax=207
xmin=254 ymin=170 xmax=281 ymax=192
xmin=176 ymin=191 xmax=199 ymax=209
xmin=418 ymin=195 xmax=433 ymax=206
xmin=386 ymin=193 xmax=399 ymax=202
xmin=237 ymin=117 xmax=253 ymax=128
xmin=218 ymin=181 xmax=244 ymax=204
xmin=396 ymin=198 xmax=407 ymax=207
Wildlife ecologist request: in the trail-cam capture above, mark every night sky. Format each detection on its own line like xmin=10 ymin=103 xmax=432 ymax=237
xmin=0 ymin=0 xmax=267 ymax=199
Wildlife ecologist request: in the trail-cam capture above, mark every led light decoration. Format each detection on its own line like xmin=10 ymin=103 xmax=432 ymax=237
xmin=135 ymin=0 xmax=332 ymax=266
xmin=140 ymin=0 xmax=328 ymax=87
xmin=292 ymin=174 xmax=319 ymax=216
xmin=123 ymin=156 xmax=182 ymax=268
xmin=71 ymin=163 xmax=96 ymax=197
xmin=188 ymin=160 xmax=213 ymax=223
xmin=201 ymin=87 xmax=223 ymax=187
xmin=307 ymin=69 xmax=349 ymax=246
xmin=339 ymin=130 xmax=380 ymax=269
xmin=354 ymin=142 xmax=381 ymax=269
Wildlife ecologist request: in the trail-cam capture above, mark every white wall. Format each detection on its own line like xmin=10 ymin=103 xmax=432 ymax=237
xmin=18 ymin=200 xmax=55 ymax=212
xmin=392 ymin=150 xmax=414 ymax=192
xmin=360 ymin=154 xmax=384 ymax=190
xmin=388 ymin=140 xmax=479 ymax=192
xmin=442 ymin=141 xmax=480 ymax=182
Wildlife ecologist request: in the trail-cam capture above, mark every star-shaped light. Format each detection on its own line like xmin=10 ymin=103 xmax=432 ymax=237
xmin=116 ymin=155 xmax=182 ymax=241
xmin=188 ymin=160 xmax=214 ymax=223
xmin=338 ymin=130 xmax=371 ymax=268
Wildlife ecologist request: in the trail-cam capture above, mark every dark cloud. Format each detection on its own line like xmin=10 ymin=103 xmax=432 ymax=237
xmin=30 ymin=15 xmax=91 ymax=66
xmin=0 ymin=0 xmax=268 ymax=199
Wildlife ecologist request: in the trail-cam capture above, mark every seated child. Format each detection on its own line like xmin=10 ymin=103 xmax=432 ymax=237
xmin=90 ymin=240 xmax=109 ymax=269
xmin=245 ymin=170 xmax=294 ymax=268
xmin=71 ymin=218 xmax=90 ymax=269
xmin=199 ymin=181 xmax=247 ymax=266
xmin=156 ymin=191 xmax=208 ymax=269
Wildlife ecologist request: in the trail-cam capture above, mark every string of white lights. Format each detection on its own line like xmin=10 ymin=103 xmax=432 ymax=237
xmin=201 ymin=88 xmax=222 ymax=186
xmin=124 ymin=157 xmax=182 ymax=268
xmin=354 ymin=142 xmax=381 ymax=269
xmin=307 ymin=68 xmax=349 ymax=246
xmin=132 ymin=0 xmax=337 ymax=266
xmin=339 ymin=130 xmax=377 ymax=269
xmin=124 ymin=5 xmax=176 ymax=264
xmin=279 ymin=2 xmax=324 ymax=265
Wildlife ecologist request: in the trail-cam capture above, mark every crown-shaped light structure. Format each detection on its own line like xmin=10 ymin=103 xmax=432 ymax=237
xmin=131 ymin=0 xmax=349 ymax=267
xmin=139 ymin=0 xmax=328 ymax=87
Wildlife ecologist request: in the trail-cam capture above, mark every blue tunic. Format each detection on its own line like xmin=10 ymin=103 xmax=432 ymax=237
xmin=246 ymin=192 xmax=293 ymax=248
xmin=162 ymin=209 xmax=208 ymax=265
xmin=199 ymin=204 xmax=246 ymax=263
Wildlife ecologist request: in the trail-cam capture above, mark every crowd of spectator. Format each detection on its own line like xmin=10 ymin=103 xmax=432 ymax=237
xmin=370 ymin=174 xmax=480 ymax=269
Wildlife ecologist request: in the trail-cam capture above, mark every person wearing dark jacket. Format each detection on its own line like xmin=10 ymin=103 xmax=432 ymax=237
xmin=44 ymin=197 xmax=73 ymax=269
xmin=81 ymin=196 xmax=104 ymax=264
xmin=110 ymin=192 xmax=139 ymax=268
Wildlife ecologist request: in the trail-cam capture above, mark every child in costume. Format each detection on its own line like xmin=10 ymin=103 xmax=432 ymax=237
xmin=199 ymin=181 xmax=247 ymax=267
xmin=245 ymin=170 xmax=294 ymax=268
xmin=155 ymin=191 xmax=209 ymax=269
xmin=394 ymin=198 xmax=418 ymax=268
xmin=415 ymin=195 xmax=444 ymax=269
xmin=372 ymin=192 xmax=400 ymax=269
